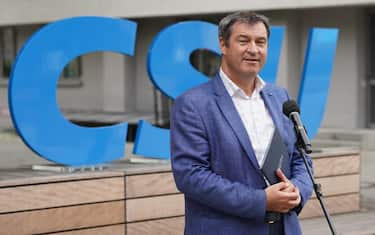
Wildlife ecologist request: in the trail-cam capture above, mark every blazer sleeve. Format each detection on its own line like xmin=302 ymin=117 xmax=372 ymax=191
xmin=289 ymin=145 xmax=314 ymax=214
xmin=171 ymin=94 xmax=267 ymax=222
xmin=282 ymin=89 xmax=314 ymax=214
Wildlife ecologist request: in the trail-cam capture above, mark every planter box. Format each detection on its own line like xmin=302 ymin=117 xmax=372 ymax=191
xmin=0 ymin=147 xmax=360 ymax=234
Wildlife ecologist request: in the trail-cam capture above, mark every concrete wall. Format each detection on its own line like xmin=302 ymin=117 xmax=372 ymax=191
xmin=57 ymin=53 xmax=103 ymax=111
xmin=0 ymin=26 xmax=106 ymax=113
xmin=133 ymin=18 xmax=175 ymax=113
xmin=1 ymin=0 xmax=375 ymax=26
xmin=299 ymin=8 xmax=363 ymax=129
xmin=0 ymin=7 xmax=368 ymax=131
xmin=0 ymin=17 xmax=177 ymax=119
xmin=264 ymin=8 xmax=364 ymax=129
xmin=262 ymin=10 xmax=303 ymax=99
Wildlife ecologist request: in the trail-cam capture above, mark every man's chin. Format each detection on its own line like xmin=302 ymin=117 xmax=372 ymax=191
xmin=241 ymin=68 xmax=260 ymax=75
xmin=239 ymin=71 xmax=258 ymax=79
xmin=240 ymin=65 xmax=261 ymax=73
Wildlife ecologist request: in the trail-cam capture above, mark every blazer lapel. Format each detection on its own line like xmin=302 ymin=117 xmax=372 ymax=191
xmin=260 ymin=85 xmax=284 ymax=136
xmin=212 ymin=75 xmax=262 ymax=172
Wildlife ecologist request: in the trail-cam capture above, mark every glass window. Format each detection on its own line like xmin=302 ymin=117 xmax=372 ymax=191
xmin=0 ymin=27 xmax=16 ymax=79
xmin=58 ymin=56 xmax=83 ymax=86
xmin=370 ymin=86 xmax=375 ymax=125
xmin=190 ymin=49 xmax=220 ymax=78
xmin=62 ymin=57 xmax=82 ymax=79
xmin=0 ymin=26 xmax=83 ymax=86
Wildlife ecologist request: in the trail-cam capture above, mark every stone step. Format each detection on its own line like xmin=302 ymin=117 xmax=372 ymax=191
xmin=316 ymin=128 xmax=375 ymax=151
xmin=301 ymin=210 xmax=375 ymax=235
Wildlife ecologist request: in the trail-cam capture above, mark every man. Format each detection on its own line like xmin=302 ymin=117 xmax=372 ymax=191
xmin=171 ymin=11 xmax=313 ymax=235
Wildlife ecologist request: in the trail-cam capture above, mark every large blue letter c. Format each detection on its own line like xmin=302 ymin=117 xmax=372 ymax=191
xmin=9 ymin=17 xmax=137 ymax=166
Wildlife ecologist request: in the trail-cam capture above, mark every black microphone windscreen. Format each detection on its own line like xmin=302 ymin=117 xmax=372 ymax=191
xmin=282 ymin=100 xmax=300 ymax=116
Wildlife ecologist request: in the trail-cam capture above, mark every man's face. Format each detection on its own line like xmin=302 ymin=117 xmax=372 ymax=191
xmin=220 ymin=21 xmax=268 ymax=79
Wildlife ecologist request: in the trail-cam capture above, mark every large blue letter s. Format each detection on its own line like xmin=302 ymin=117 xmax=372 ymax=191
xmin=9 ymin=17 xmax=137 ymax=166
xmin=134 ymin=22 xmax=284 ymax=159
xmin=133 ymin=21 xmax=219 ymax=159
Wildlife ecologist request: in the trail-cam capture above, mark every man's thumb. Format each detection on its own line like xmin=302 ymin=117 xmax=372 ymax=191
xmin=276 ymin=168 xmax=288 ymax=182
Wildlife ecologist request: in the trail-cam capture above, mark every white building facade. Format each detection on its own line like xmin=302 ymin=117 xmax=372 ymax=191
xmin=0 ymin=0 xmax=374 ymax=132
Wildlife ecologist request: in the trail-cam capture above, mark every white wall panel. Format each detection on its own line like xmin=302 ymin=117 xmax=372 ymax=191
xmin=1 ymin=0 xmax=375 ymax=26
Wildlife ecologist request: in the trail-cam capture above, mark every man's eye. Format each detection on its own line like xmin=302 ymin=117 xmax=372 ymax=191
xmin=257 ymin=40 xmax=267 ymax=45
xmin=239 ymin=40 xmax=248 ymax=45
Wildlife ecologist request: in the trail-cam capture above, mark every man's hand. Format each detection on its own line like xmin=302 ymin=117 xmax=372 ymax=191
xmin=264 ymin=169 xmax=301 ymax=213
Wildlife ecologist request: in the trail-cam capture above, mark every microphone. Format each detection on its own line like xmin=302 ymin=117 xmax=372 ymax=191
xmin=282 ymin=100 xmax=312 ymax=154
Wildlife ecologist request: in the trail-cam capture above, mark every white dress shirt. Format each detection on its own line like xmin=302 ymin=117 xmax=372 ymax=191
xmin=220 ymin=69 xmax=275 ymax=167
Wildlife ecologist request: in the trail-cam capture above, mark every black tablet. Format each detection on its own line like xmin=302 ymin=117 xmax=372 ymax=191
xmin=261 ymin=129 xmax=291 ymax=185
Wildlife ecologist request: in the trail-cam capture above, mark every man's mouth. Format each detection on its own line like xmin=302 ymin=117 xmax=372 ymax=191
xmin=243 ymin=58 xmax=259 ymax=63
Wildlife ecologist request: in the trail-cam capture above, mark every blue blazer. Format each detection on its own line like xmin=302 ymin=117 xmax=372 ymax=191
xmin=171 ymin=74 xmax=313 ymax=235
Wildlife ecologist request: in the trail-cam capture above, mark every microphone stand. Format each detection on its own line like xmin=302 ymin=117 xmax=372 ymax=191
xmin=296 ymin=137 xmax=338 ymax=235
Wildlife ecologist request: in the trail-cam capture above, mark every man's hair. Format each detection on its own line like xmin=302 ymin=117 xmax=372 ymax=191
xmin=218 ymin=11 xmax=270 ymax=46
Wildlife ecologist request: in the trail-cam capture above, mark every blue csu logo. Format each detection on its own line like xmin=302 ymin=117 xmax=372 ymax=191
xmin=9 ymin=17 xmax=339 ymax=166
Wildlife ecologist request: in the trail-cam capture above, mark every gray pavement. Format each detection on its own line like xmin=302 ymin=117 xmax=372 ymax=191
xmin=301 ymin=210 xmax=375 ymax=235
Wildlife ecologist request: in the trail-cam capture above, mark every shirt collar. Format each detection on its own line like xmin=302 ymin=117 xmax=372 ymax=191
xmin=220 ymin=68 xmax=266 ymax=99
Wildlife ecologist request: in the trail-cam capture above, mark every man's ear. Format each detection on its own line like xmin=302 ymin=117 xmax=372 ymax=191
xmin=219 ymin=37 xmax=227 ymax=55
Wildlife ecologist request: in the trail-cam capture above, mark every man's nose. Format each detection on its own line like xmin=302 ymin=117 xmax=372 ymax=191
xmin=246 ymin=41 xmax=258 ymax=54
